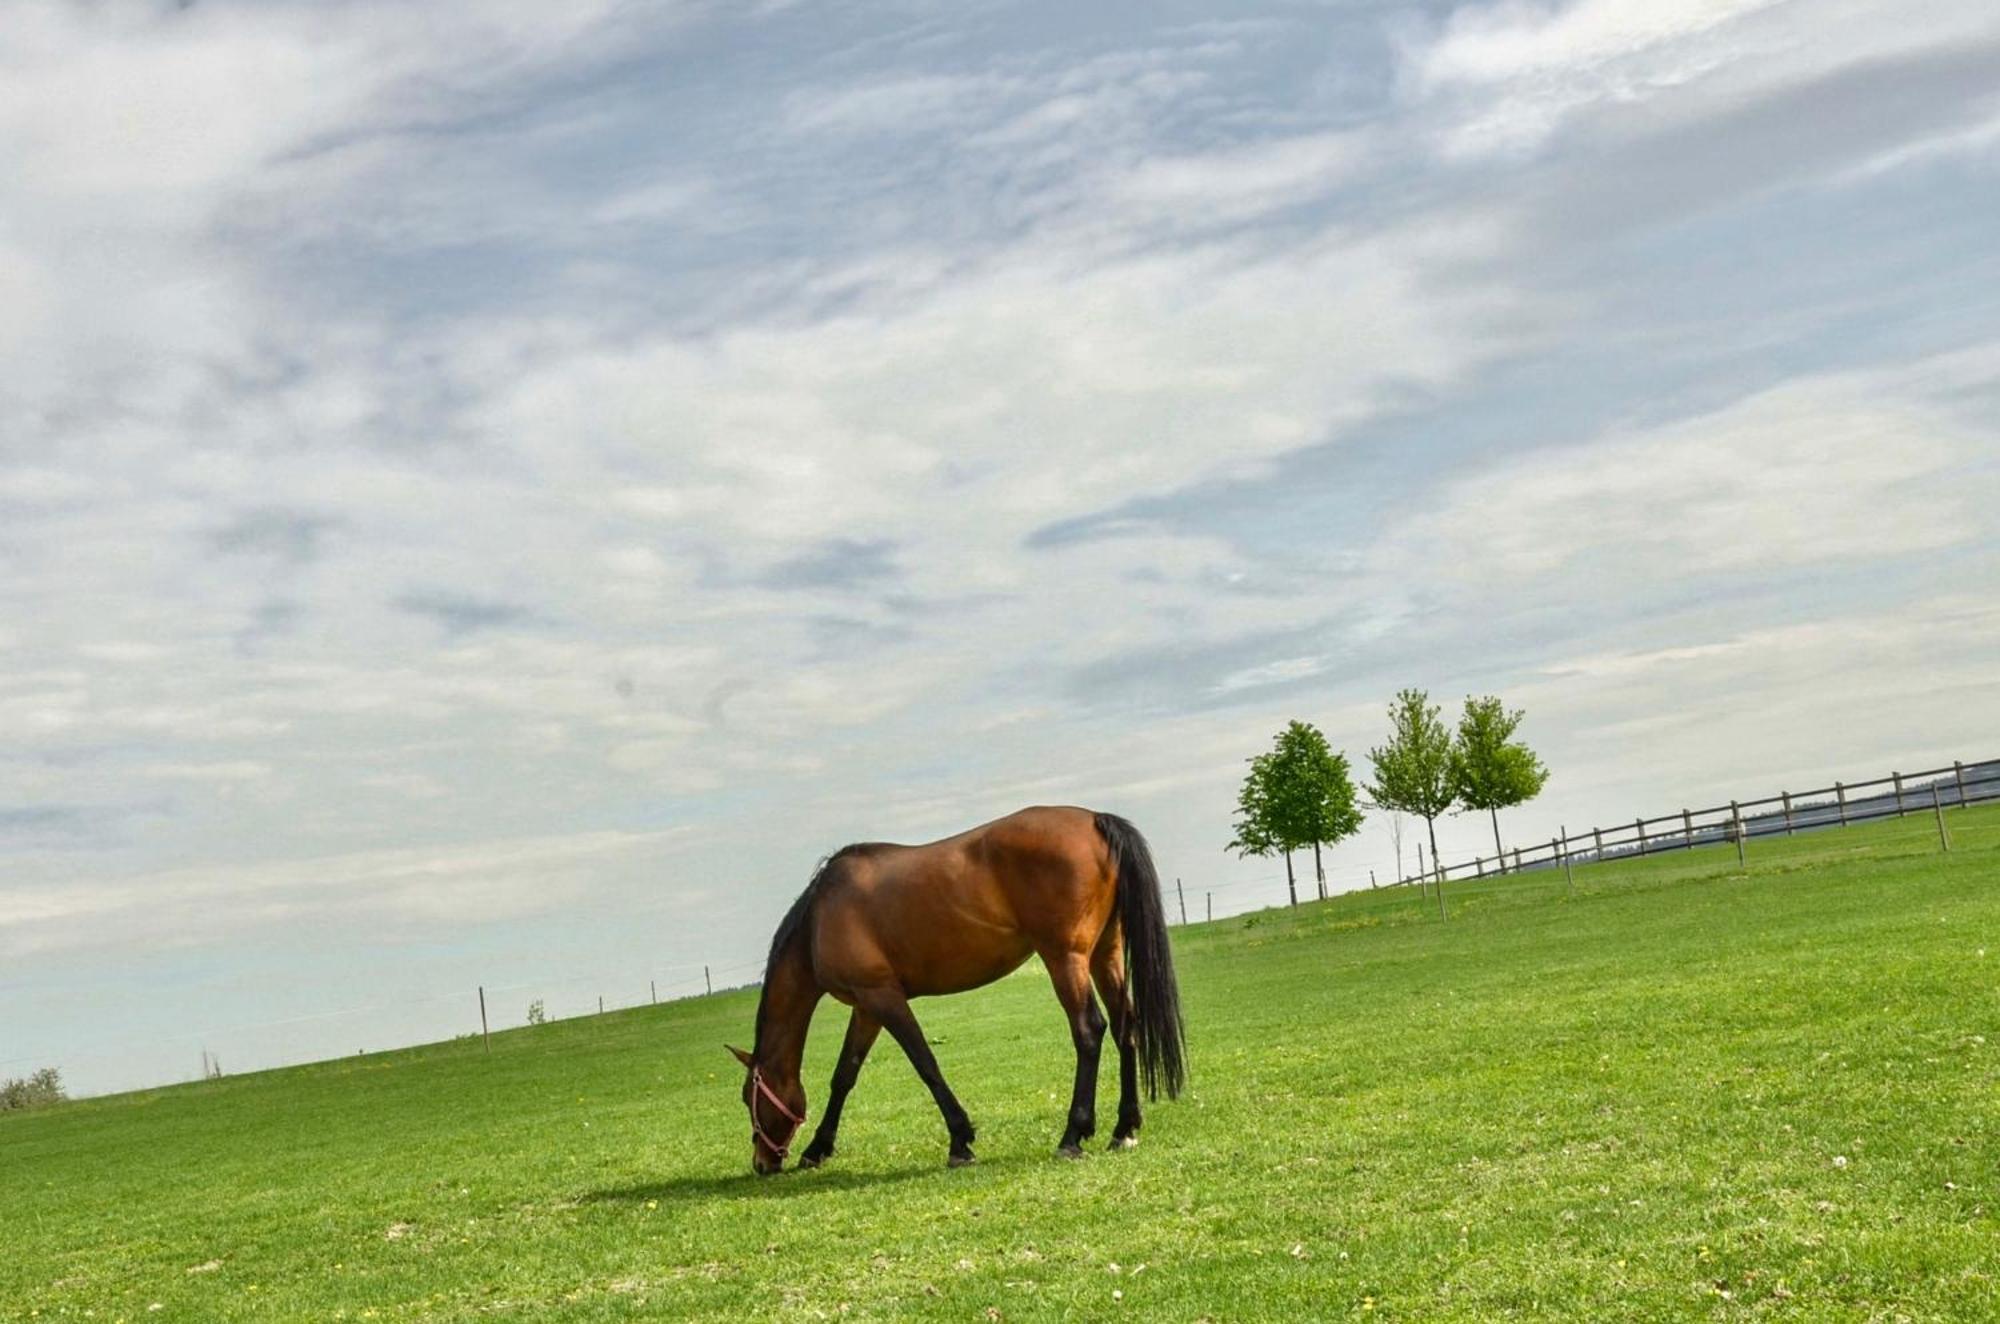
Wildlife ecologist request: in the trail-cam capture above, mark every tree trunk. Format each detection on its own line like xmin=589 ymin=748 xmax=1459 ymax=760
xmin=1283 ymin=849 xmax=1297 ymax=907
xmin=1490 ymin=806 xmax=1505 ymax=876
xmin=1312 ymin=840 xmax=1326 ymax=901
xmin=1426 ymin=815 xmax=1447 ymax=920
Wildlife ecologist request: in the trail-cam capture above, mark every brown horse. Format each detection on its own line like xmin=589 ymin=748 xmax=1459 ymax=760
xmin=727 ymin=806 xmax=1186 ymax=1174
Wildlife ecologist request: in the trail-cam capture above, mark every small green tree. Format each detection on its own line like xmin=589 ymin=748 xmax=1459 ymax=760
xmin=1367 ymin=688 xmax=1458 ymax=918
xmin=1231 ymin=721 xmax=1366 ymax=906
xmin=1451 ymin=695 xmax=1549 ymax=874
xmin=1274 ymin=720 xmax=1365 ymax=901
xmin=1228 ymin=750 xmax=1301 ymax=905
xmin=526 ymin=999 xmax=546 ymax=1027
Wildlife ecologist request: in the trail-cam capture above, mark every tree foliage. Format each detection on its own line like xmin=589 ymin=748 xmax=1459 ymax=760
xmin=1227 ymin=751 xmax=1283 ymax=860
xmin=0 ymin=1067 xmax=66 ymax=1112
xmin=1230 ymin=720 xmax=1364 ymax=904
xmin=1276 ymin=720 xmax=1364 ymax=852
xmin=1452 ymin=695 xmax=1548 ymax=814
xmin=1367 ymin=688 xmax=1458 ymax=916
xmin=1366 ymin=689 xmax=1457 ymax=822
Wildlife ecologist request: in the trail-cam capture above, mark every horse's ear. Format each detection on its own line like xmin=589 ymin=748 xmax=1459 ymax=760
xmin=726 ymin=1044 xmax=754 ymax=1070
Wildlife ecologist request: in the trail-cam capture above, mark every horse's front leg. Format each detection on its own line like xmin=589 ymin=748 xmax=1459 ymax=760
xmin=797 ymin=1008 xmax=880 ymax=1169
xmin=1048 ymin=953 xmax=1106 ymax=1157
xmin=857 ymin=986 xmax=977 ymax=1166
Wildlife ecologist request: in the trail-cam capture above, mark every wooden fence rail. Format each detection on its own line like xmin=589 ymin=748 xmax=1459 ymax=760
xmin=1396 ymin=757 xmax=1999 ymax=892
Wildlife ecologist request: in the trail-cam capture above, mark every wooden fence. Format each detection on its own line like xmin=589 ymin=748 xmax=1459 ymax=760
xmin=1398 ymin=757 xmax=1999 ymax=893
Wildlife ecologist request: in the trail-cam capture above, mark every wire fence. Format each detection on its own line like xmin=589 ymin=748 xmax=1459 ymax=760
xmin=1 ymin=955 xmax=773 ymax=1093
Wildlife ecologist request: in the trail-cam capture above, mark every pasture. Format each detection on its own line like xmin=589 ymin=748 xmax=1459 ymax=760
xmin=5 ymin=806 xmax=1996 ymax=1321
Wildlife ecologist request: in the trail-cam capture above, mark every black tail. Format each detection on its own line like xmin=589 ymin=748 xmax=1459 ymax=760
xmin=1096 ymin=812 xmax=1187 ymax=1101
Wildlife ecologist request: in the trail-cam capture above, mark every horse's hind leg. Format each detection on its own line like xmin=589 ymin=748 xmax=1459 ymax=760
xmin=1046 ymin=952 xmax=1106 ymax=1158
xmin=798 ymin=1008 xmax=881 ymax=1169
xmin=1091 ymin=935 xmax=1142 ymax=1147
xmin=855 ymin=986 xmax=978 ymax=1167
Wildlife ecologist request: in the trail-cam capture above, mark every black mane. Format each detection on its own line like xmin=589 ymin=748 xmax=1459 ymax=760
xmin=751 ymin=845 xmax=867 ymax=1056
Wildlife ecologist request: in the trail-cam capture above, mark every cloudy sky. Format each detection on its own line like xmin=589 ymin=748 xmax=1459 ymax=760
xmin=4 ymin=0 xmax=1999 ymax=1095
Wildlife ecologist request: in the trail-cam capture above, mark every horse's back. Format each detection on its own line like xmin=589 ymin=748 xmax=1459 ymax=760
xmin=810 ymin=806 xmax=1114 ymax=998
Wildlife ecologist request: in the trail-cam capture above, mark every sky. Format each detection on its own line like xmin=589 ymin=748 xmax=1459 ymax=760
xmin=4 ymin=0 xmax=1999 ymax=1096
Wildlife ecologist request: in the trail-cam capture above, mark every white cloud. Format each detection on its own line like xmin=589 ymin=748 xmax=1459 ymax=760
xmin=1101 ymin=131 xmax=1373 ymax=228
xmin=0 ymin=827 xmax=689 ymax=957
xmin=1216 ymin=655 xmax=1332 ymax=694
xmin=1394 ymin=359 xmax=1993 ymax=591
xmin=1405 ymin=0 xmax=2000 ymax=160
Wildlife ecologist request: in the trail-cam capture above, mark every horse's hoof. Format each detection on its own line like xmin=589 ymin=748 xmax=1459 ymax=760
xmin=1109 ymin=1135 xmax=1139 ymax=1151
xmin=1057 ymin=1143 xmax=1086 ymax=1160
xmin=796 ymin=1153 xmax=826 ymax=1170
xmin=948 ymin=1151 xmax=977 ymax=1168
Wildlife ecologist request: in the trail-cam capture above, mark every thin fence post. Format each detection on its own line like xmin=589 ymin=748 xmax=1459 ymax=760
xmin=1682 ymin=808 xmax=1694 ymax=850
xmin=598 ymin=996 xmax=604 ymax=1016
xmin=650 ymin=980 xmax=656 ymax=1005
xmin=1955 ymin=760 xmax=1968 ymax=808
xmin=1176 ymin=876 xmax=1187 ymax=926
xmin=1781 ymin=792 xmax=1794 ymax=836
xmin=1512 ymin=847 xmax=1522 ymax=873
xmin=1477 ymin=856 xmax=1485 ymax=879
xmin=1835 ymin=781 xmax=1847 ymax=826
xmin=478 ymin=986 xmax=489 ymax=1054
xmin=1933 ymin=783 xmax=1951 ymax=852
xmin=1435 ymin=859 xmax=1448 ymax=921
xmin=1731 ymin=801 xmax=1745 ymax=866
xmin=1893 ymin=772 xmax=1906 ymax=817
xmin=1593 ymin=826 xmax=1603 ymax=860
xmin=1369 ymin=869 xmax=1377 ymax=890
xmin=1206 ymin=891 xmax=1212 ymax=923
xmin=1636 ymin=817 xmax=1647 ymax=857
xmin=1558 ymin=835 xmax=1573 ymax=897
xmin=704 ymin=965 xmax=712 ymax=996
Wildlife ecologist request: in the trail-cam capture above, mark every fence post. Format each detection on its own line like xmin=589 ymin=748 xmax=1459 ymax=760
xmin=1369 ymin=869 xmax=1377 ymax=890
xmin=479 ymin=986 xmax=489 ymax=1054
xmin=1835 ymin=781 xmax=1847 ymax=826
xmin=1512 ymin=847 xmax=1522 ymax=873
xmin=1593 ymin=826 xmax=1603 ymax=860
xmin=598 ymin=996 xmax=604 ymax=1016
xmin=1893 ymin=772 xmax=1906 ymax=816
xmin=1176 ymin=876 xmax=1187 ymax=926
xmin=1731 ymin=801 xmax=1745 ymax=866
xmin=1955 ymin=760 xmax=1968 ymax=808
xmin=1933 ymin=783 xmax=1951 ymax=852
xmin=1682 ymin=808 xmax=1694 ymax=850
xmin=1558 ymin=835 xmax=1573 ymax=897
xmin=1435 ymin=858 xmax=1448 ymax=921
xmin=704 ymin=965 xmax=712 ymax=996
xmin=1781 ymin=792 xmax=1794 ymax=836
xmin=1206 ymin=891 xmax=1212 ymax=923
xmin=1476 ymin=856 xmax=1485 ymax=879
xmin=1636 ymin=817 xmax=1647 ymax=857
xmin=650 ymin=980 xmax=656 ymax=1005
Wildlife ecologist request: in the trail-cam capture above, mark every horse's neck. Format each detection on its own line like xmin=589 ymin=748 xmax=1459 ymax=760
xmin=757 ymin=934 xmax=821 ymax=1083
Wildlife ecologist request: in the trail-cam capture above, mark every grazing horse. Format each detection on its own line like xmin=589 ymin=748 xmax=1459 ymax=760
xmin=727 ymin=806 xmax=1186 ymax=1174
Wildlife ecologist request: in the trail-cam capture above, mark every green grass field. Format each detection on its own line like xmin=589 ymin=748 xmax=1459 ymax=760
xmin=6 ymin=806 xmax=1997 ymax=1322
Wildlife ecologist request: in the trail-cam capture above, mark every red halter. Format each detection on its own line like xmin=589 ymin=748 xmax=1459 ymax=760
xmin=749 ymin=1064 xmax=806 ymax=1162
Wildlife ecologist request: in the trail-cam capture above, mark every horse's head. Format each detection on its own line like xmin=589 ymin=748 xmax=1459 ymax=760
xmin=728 ymin=1044 xmax=806 ymax=1175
